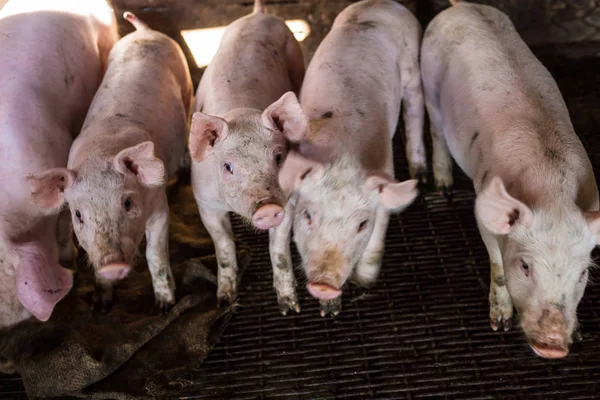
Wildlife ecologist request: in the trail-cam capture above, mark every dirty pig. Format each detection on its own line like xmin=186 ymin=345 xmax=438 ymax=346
xmin=0 ymin=0 xmax=116 ymax=334
xmin=188 ymin=0 xmax=306 ymax=313
xmin=30 ymin=12 xmax=193 ymax=313
xmin=421 ymin=0 xmax=600 ymax=358
xmin=278 ymin=0 xmax=423 ymax=316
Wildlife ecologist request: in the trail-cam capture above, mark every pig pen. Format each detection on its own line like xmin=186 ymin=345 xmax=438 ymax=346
xmin=2 ymin=0 xmax=600 ymax=398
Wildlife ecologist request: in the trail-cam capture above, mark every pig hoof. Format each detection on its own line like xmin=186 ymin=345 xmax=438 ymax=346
xmin=439 ymin=185 xmax=453 ymax=198
xmin=217 ymin=291 xmax=237 ymax=308
xmin=156 ymin=298 xmax=175 ymax=314
xmin=278 ymin=294 xmax=301 ymax=316
xmin=573 ymin=327 xmax=583 ymax=342
xmin=489 ymin=305 xmax=513 ymax=331
xmin=411 ymin=166 xmax=428 ymax=185
xmin=0 ymin=357 xmax=16 ymax=374
xmin=92 ymin=293 xmax=114 ymax=314
xmin=319 ymin=298 xmax=342 ymax=317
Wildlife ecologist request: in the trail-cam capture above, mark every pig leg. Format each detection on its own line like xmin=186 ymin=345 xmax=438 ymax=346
xmin=269 ymin=201 xmax=299 ymax=315
xmin=478 ymin=222 xmax=513 ymax=331
xmin=198 ymin=207 xmax=238 ymax=305
xmin=145 ymin=194 xmax=176 ymax=313
xmin=424 ymin=92 xmax=453 ymax=192
xmin=353 ymin=207 xmax=389 ymax=286
xmin=93 ymin=273 xmax=115 ymax=313
xmin=402 ymin=66 xmax=427 ymax=184
xmin=57 ymin=209 xmax=76 ymax=268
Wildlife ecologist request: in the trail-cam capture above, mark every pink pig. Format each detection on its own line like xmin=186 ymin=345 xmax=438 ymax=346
xmin=30 ymin=13 xmax=192 ymax=313
xmin=0 ymin=0 xmax=117 ymax=330
xmin=188 ymin=0 xmax=306 ymax=313
xmin=277 ymin=0 xmax=423 ymax=316
xmin=421 ymin=0 xmax=600 ymax=358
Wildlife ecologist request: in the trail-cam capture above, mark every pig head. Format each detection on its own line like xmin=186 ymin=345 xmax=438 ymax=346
xmin=279 ymin=151 xmax=418 ymax=300
xmin=476 ymin=177 xmax=600 ymax=358
xmin=189 ymin=92 xmax=306 ymax=230
xmin=28 ymin=141 xmax=165 ymax=280
xmin=0 ymin=216 xmax=74 ymax=326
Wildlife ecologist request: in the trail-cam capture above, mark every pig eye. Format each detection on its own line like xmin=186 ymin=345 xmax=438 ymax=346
xmin=124 ymin=197 xmax=132 ymax=211
xmin=75 ymin=210 xmax=83 ymax=224
xmin=275 ymin=154 xmax=283 ymax=166
xmin=358 ymin=220 xmax=368 ymax=232
xmin=303 ymin=210 xmax=312 ymax=226
xmin=520 ymin=259 xmax=530 ymax=277
xmin=224 ymin=162 xmax=233 ymax=174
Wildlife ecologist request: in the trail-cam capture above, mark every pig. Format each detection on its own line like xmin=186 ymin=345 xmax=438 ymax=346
xmin=277 ymin=0 xmax=423 ymax=316
xmin=30 ymin=12 xmax=192 ymax=313
xmin=420 ymin=0 xmax=600 ymax=358
xmin=0 ymin=0 xmax=117 ymax=332
xmin=188 ymin=0 xmax=306 ymax=313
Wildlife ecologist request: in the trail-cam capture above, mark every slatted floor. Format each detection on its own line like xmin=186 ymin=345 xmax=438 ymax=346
xmin=2 ymin=53 xmax=600 ymax=400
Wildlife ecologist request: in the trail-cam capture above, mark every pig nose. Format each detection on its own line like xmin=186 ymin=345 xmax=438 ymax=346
xmin=307 ymin=282 xmax=342 ymax=300
xmin=530 ymin=341 xmax=569 ymax=359
xmin=252 ymin=204 xmax=284 ymax=229
xmin=98 ymin=262 xmax=131 ymax=281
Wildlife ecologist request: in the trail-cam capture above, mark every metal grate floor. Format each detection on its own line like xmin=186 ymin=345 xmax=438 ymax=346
xmin=2 ymin=54 xmax=600 ymax=400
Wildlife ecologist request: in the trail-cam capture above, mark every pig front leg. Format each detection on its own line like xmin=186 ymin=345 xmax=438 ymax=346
xmin=57 ymin=209 xmax=76 ymax=268
xmin=93 ymin=273 xmax=115 ymax=313
xmin=424 ymin=92 xmax=453 ymax=193
xmin=145 ymin=192 xmax=176 ymax=313
xmin=353 ymin=207 xmax=390 ymax=286
xmin=477 ymin=222 xmax=513 ymax=331
xmin=402 ymin=66 xmax=427 ymax=184
xmin=269 ymin=201 xmax=299 ymax=315
xmin=198 ymin=206 xmax=239 ymax=305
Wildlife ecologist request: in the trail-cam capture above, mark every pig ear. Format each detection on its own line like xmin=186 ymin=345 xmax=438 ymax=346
xmin=278 ymin=150 xmax=325 ymax=197
xmin=188 ymin=111 xmax=229 ymax=162
xmin=262 ymin=91 xmax=308 ymax=141
xmin=365 ymin=171 xmax=419 ymax=210
xmin=475 ymin=177 xmax=533 ymax=235
xmin=28 ymin=168 xmax=75 ymax=211
xmin=113 ymin=141 xmax=165 ymax=188
xmin=584 ymin=211 xmax=600 ymax=245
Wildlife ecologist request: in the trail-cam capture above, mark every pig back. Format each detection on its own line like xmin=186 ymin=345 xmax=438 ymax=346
xmin=197 ymin=13 xmax=296 ymax=116
xmin=0 ymin=11 xmax=105 ymax=224
xmin=422 ymin=3 xmax=596 ymax=206
xmin=70 ymin=29 xmax=192 ymax=177
xmin=300 ymin=0 xmax=420 ymax=172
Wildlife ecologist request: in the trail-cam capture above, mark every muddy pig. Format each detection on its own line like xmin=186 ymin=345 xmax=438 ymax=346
xmin=421 ymin=0 xmax=600 ymax=358
xmin=31 ymin=12 xmax=192 ymax=313
xmin=277 ymin=0 xmax=423 ymax=316
xmin=188 ymin=0 xmax=306 ymax=313
xmin=0 ymin=0 xmax=116 ymax=333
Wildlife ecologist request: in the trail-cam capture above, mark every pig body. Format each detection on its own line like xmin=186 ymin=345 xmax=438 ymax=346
xmin=0 ymin=0 xmax=117 ymax=330
xmin=30 ymin=13 xmax=192 ymax=312
xmin=278 ymin=0 xmax=422 ymax=316
xmin=189 ymin=0 xmax=306 ymax=313
xmin=421 ymin=0 xmax=600 ymax=358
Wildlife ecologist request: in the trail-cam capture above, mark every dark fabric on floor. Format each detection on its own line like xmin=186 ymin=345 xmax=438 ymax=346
xmin=0 ymin=178 xmax=249 ymax=400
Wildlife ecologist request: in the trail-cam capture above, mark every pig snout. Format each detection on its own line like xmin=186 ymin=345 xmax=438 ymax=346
xmin=98 ymin=262 xmax=132 ymax=281
xmin=526 ymin=309 xmax=570 ymax=359
xmin=307 ymin=282 xmax=342 ymax=300
xmin=252 ymin=203 xmax=284 ymax=230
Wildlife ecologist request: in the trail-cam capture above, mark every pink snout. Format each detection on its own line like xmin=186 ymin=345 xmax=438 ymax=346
xmin=530 ymin=341 xmax=569 ymax=359
xmin=252 ymin=204 xmax=284 ymax=230
xmin=98 ymin=263 xmax=132 ymax=281
xmin=307 ymin=282 xmax=342 ymax=300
